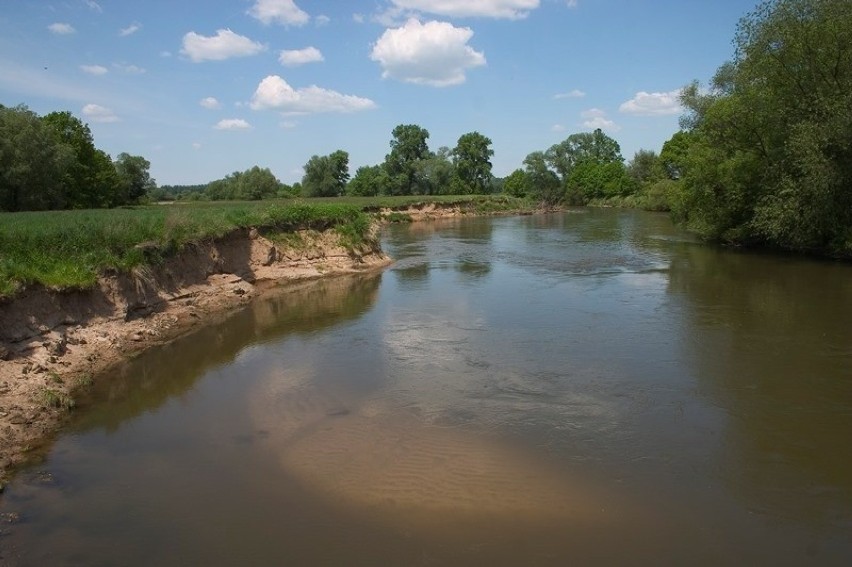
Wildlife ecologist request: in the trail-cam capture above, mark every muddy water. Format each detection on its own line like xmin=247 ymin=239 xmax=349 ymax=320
xmin=2 ymin=210 xmax=852 ymax=566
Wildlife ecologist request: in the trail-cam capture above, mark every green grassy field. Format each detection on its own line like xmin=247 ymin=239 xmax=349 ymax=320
xmin=0 ymin=195 xmax=530 ymax=298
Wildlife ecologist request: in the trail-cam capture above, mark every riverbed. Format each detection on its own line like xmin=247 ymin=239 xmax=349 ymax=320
xmin=1 ymin=209 xmax=850 ymax=565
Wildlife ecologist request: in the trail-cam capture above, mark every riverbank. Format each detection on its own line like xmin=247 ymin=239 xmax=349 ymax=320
xmin=0 ymin=197 xmax=542 ymax=487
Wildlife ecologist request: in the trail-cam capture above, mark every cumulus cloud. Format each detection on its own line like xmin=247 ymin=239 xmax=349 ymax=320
xmin=82 ymin=103 xmax=119 ymax=123
xmin=390 ymin=0 xmax=539 ymax=19
xmin=370 ymin=19 xmax=486 ymax=87
xmin=80 ymin=64 xmax=108 ymax=75
xmin=120 ymin=23 xmax=141 ymax=37
xmin=551 ymin=124 xmax=565 ymax=132
xmin=279 ymin=47 xmax=324 ymax=66
xmin=248 ymin=0 xmax=309 ymax=26
xmin=315 ymin=15 xmax=330 ymax=26
xmin=619 ymin=90 xmax=682 ymax=116
xmin=249 ymin=75 xmax=376 ymax=114
xmin=214 ymin=118 xmax=252 ymax=130
xmin=553 ymin=89 xmax=585 ymax=99
xmin=84 ymin=0 xmax=102 ymax=12
xmin=181 ymin=29 xmax=266 ymax=62
xmin=200 ymin=97 xmax=221 ymax=109
xmin=48 ymin=23 xmax=75 ymax=35
xmin=581 ymin=108 xmax=620 ymax=132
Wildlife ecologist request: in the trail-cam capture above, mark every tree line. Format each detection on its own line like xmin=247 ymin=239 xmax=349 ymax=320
xmin=0 ymin=105 xmax=154 ymax=212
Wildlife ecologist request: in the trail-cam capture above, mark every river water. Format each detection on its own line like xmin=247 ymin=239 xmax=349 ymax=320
xmin=1 ymin=210 xmax=851 ymax=565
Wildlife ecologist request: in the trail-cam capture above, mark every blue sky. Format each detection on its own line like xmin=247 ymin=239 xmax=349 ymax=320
xmin=1 ymin=1 xmax=750 ymax=186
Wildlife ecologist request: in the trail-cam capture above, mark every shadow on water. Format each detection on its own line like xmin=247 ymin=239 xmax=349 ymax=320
xmin=667 ymin=240 xmax=852 ymax=527
xmin=71 ymin=272 xmax=383 ymax=434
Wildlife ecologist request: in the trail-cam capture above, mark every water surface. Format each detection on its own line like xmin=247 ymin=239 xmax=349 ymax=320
xmin=1 ymin=210 xmax=851 ymax=565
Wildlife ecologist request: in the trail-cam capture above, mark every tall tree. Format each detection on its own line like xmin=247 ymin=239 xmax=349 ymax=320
xmin=678 ymin=0 xmax=852 ymax=254
xmin=523 ymin=151 xmax=561 ymax=204
xmin=114 ymin=153 xmax=155 ymax=204
xmin=451 ymin=132 xmax=494 ymax=194
xmin=384 ymin=124 xmax=430 ymax=195
xmin=302 ymin=150 xmax=349 ymax=197
xmin=0 ymin=105 xmax=74 ymax=211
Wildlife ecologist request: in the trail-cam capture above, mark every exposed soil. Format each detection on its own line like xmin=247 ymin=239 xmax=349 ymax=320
xmin=0 ymin=224 xmax=389 ymax=488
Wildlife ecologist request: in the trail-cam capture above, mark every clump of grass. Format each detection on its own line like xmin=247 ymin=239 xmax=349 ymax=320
xmin=384 ymin=212 xmax=413 ymax=223
xmin=38 ymin=388 xmax=76 ymax=410
xmin=75 ymin=373 xmax=94 ymax=389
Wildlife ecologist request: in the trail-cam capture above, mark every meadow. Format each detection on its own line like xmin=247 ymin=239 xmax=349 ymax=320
xmin=0 ymin=195 xmax=528 ymax=298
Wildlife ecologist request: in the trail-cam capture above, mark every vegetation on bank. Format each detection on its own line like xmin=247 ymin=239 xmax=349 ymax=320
xmin=0 ymin=195 xmax=530 ymax=298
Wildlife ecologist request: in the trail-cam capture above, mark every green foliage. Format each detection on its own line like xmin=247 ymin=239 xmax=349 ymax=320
xmin=502 ymin=168 xmax=531 ymax=198
xmin=384 ymin=124 xmax=431 ymax=195
xmin=677 ymin=0 xmax=852 ymax=255
xmin=347 ymin=165 xmax=390 ymax=196
xmin=523 ymin=151 xmax=562 ymax=204
xmin=302 ymin=150 xmax=350 ymax=197
xmin=627 ymin=149 xmax=665 ymax=186
xmin=451 ymin=132 xmax=494 ymax=194
xmin=0 ymin=105 xmax=75 ymax=211
xmin=415 ymin=147 xmax=456 ymax=195
xmin=113 ymin=153 xmax=155 ymax=205
xmin=567 ymin=161 xmax=635 ymax=201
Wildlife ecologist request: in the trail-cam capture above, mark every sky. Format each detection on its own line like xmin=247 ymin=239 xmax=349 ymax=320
xmin=0 ymin=0 xmax=752 ymax=186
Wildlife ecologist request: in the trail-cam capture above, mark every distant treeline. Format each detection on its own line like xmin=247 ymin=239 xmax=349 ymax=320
xmin=0 ymin=105 xmax=153 ymax=212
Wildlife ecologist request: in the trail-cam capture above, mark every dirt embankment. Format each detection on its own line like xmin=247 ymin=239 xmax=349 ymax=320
xmin=0 ymin=225 xmax=389 ymax=487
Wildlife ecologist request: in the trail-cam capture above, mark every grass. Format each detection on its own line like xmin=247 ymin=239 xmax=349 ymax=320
xmin=37 ymin=388 xmax=76 ymax=410
xmin=0 ymin=195 xmax=535 ymax=297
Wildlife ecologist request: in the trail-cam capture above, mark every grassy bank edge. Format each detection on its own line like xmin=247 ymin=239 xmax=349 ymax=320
xmin=0 ymin=195 xmax=533 ymax=298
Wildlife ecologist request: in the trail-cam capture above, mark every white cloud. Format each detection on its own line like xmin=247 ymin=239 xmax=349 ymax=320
xmin=248 ymin=0 xmax=309 ymax=26
xmin=390 ymin=0 xmax=539 ymax=19
xmin=370 ymin=19 xmax=486 ymax=87
xmin=120 ymin=23 xmax=141 ymax=37
xmin=181 ymin=29 xmax=266 ymax=62
xmin=315 ymin=15 xmax=330 ymax=26
xmin=200 ymin=97 xmax=221 ymax=109
xmin=581 ymin=108 xmax=620 ymax=132
xmin=80 ymin=64 xmax=108 ymax=75
xmin=48 ymin=23 xmax=75 ymax=35
xmin=84 ymin=1 xmax=102 ymax=13
xmin=192 ymin=142 xmax=202 ymax=149
xmin=353 ymin=13 xmax=365 ymax=23
xmin=82 ymin=103 xmax=119 ymax=123
xmin=113 ymin=63 xmax=145 ymax=74
xmin=215 ymin=118 xmax=252 ymax=130
xmin=279 ymin=121 xmax=297 ymax=129
xmin=619 ymin=90 xmax=682 ymax=116
xmin=567 ymin=0 xmax=578 ymax=7
xmin=553 ymin=89 xmax=585 ymax=99
xmin=160 ymin=51 xmax=172 ymax=58
xmin=249 ymin=75 xmax=376 ymax=114
xmin=551 ymin=124 xmax=565 ymax=132
xmin=279 ymin=47 xmax=324 ymax=66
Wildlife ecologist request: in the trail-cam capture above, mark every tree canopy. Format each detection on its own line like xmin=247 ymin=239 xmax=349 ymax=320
xmin=675 ymin=0 xmax=852 ymax=255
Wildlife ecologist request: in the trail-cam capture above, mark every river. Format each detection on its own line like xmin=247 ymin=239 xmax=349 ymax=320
xmin=1 ymin=209 xmax=850 ymax=565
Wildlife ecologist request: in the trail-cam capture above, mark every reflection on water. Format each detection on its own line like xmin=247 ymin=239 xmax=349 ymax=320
xmin=1 ymin=210 xmax=851 ymax=566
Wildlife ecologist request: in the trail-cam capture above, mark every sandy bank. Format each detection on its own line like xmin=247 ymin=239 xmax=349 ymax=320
xmin=0 ymin=223 xmax=388 ymax=487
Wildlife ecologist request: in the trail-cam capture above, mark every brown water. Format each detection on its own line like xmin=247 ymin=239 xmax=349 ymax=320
xmin=1 ymin=210 xmax=851 ymax=566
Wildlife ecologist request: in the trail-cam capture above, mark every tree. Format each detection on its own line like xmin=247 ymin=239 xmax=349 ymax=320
xmin=452 ymin=132 xmax=494 ymax=194
xmin=678 ymin=0 xmax=852 ymax=254
xmin=302 ymin=150 xmax=349 ymax=197
xmin=417 ymin=147 xmax=456 ymax=195
xmin=545 ymin=128 xmax=624 ymax=186
xmin=503 ymin=168 xmax=531 ymax=198
xmin=627 ymin=149 xmax=665 ymax=186
xmin=42 ymin=111 xmax=121 ymax=208
xmin=659 ymin=131 xmax=695 ymax=180
xmin=235 ymin=166 xmax=281 ymax=200
xmin=384 ymin=124 xmax=430 ymax=195
xmin=114 ymin=153 xmax=155 ymax=204
xmin=0 ymin=105 xmax=74 ymax=211
xmin=523 ymin=151 xmax=561 ymax=204
xmin=347 ymin=164 xmax=392 ymax=196
xmin=567 ymin=161 xmax=635 ymax=201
